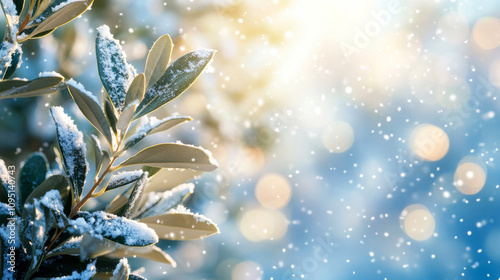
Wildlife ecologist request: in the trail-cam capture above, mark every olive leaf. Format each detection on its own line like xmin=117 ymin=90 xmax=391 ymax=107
xmin=50 ymin=106 xmax=89 ymax=201
xmin=124 ymin=73 xmax=146 ymax=109
xmin=116 ymin=143 xmax=218 ymax=172
xmin=69 ymin=211 xmax=158 ymax=247
xmin=2 ymin=48 xmax=21 ymax=80
xmin=145 ymin=168 xmax=201 ymax=193
xmin=107 ymin=244 xmax=176 ymax=267
xmin=135 ymin=49 xmax=215 ymax=118
xmin=144 ymin=34 xmax=172 ymax=88
xmin=139 ymin=206 xmax=219 ymax=240
xmin=0 ymin=76 xmax=63 ymax=99
xmin=96 ymin=24 xmax=136 ymax=111
xmin=67 ymin=81 xmax=114 ymax=148
xmin=110 ymin=259 xmax=130 ymax=280
xmin=19 ymin=152 xmax=49 ymax=210
xmin=19 ymin=0 xmax=95 ymax=42
xmin=107 ymin=170 xmax=144 ymax=191
xmin=120 ymin=172 xmax=148 ymax=219
xmin=134 ymin=183 xmax=194 ymax=220
xmin=122 ymin=115 xmax=192 ymax=151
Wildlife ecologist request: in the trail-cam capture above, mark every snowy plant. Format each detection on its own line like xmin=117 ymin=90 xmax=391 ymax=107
xmin=0 ymin=21 xmax=219 ymax=279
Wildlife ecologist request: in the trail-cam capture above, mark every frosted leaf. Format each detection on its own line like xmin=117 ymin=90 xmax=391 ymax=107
xmin=107 ymin=170 xmax=144 ymax=190
xmin=135 ymin=183 xmax=194 ymax=219
xmin=50 ymin=106 xmax=89 ymax=200
xmin=111 ymin=258 xmax=130 ymax=280
xmin=124 ymin=115 xmax=191 ymax=150
xmin=56 ymin=259 xmax=96 ymax=280
xmin=96 ymin=25 xmax=137 ymax=111
xmin=69 ymin=211 xmax=158 ymax=246
xmin=122 ymin=172 xmax=148 ymax=218
xmin=167 ymin=205 xmax=215 ymax=224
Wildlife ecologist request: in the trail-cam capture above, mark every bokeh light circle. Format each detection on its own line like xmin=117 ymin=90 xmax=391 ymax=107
xmin=231 ymin=261 xmax=263 ymax=280
xmin=400 ymin=204 xmax=435 ymax=241
xmin=239 ymin=208 xmax=288 ymax=242
xmin=255 ymin=173 xmax=291 ymax=209
xmin=472 ymin=17 xmax=500 ymax=50
xmin=453 ymin=160 xmax=486 ymax=195
xmin=321 ymin=121 xmax=354 ymax=153
xmin=409 ymin=124 xmax=449 ymax=161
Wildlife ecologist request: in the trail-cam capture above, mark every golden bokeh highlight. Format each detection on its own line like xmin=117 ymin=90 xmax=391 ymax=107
xmin=322 ymin=121 xmax=354 ymax=153
xmin=255 ymin=173 xmax=291 ymax=209
xmin=400 ymin=204 xmax=435 ymax=241
xmin=453 ymin=159 xmax=487 ymax=195
xmin=409 ymin=124 xmax=449 ymax=161
xmin=231 ymin=261 xmax=263 ymax=280
xmin=472 ymin=17 xmax=500 ymax=50
xmin=239 ymin=208 xmax=288 ymax=242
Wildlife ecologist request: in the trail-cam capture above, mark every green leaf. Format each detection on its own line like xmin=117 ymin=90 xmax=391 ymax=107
xmin=104 ymin=94 xmax=119 ymax=135
xmin=116 ymin=143 xmax=218 ymax=172
xmin=139 ymin=207 xmax=219 ymax=240
xmin=19 ymin=152 xmax=49 ymax=210
xmin=71 ymin=211 xmax=158 ymax=247
xmin=144 ymin=34 xmax=172 ymax=88
xmin=89 ymin=134 xmax=110 ymax=176
xmin=50 ymin=106 xmax=89 ymax=201
xmin=22 ymin=0 xmax=94 ymax=41
xmin=134 ymin=183 xmax=193 ymax=219
xmin=116 ymin=100 xmax=138 ymax=141
xmin=121 ymin=172 xmax=148 ymax=218
xmin=21 ymin=175 xmax=70 ymax=217
xmin=80 ymin=234 xmax=115 ymax=260
xmin=0 ymin=76 xmax=63 ymax=99
xmin=110 ymin=259 xmax=130 ymax=280
xmin=129 ymin=275 xmax=147 ymax=280
xmin=124 ymin=73 xmax=146 ymax=109
xmin=96 ymin=24 xmax=136 ymax=111
xmin=67 ymin=81 xmax=114 ymax=148
xmin=135 ymin=49 xmax=215 ymax=118
xmin=122 ymin=115 xmax=192 ymax=151
xmin=107 ymin=245 xmax=176 ymax=267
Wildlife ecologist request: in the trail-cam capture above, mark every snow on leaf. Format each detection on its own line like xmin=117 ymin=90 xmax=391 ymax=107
xmin=134 ymin=183 xmax=194 ymax=219
xmin=121 ymin=172 xmax=148 ymax=219
xmin=96 ymin=24 xmax=137 ymax=111
xmin=139 ymin=205 xmax=219 ymax=240
xmin=1 ymin=0 xmax=20 ymax=39
xmin=123 ymin=115 xmax=192 ymax=150
xmin=53 ymin=259 xmax=97 ymax=280
xmin=107 ymin=170 xmax=144 ymax=191
xmin=135 ymin=49 xmax=215 ymax=118
xmin=50 ymin=106 xmax=89 ymax=200
xmin=111 ymin=258 xmax=130 ymax=280
xmin=69 ymin=211 xmax=158 ymax=247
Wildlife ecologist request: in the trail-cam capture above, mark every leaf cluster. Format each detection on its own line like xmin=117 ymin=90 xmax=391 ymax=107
xmin=0 ymin=24 xmax=218 ymax=279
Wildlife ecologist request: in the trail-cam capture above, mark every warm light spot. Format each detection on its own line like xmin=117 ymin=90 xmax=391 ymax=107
xmin=255 ymin=173 xmax=291 ymax=209
xmin=239 ymin=208 xmax=288 ymax=242
xmin=400 ymin=204 xmax=435 ymax=241
xmin=322 ymin=121 xmax=354 ymax=153
xmin=454 ymin=160 xmax=486 ymax=195
xmin=231 ymin=261 xmax=263 ymax=280
xmin=409 ymin=124 xmax=449 ymax=161
xmin=472 ymin=17 xmax=500 ymax=50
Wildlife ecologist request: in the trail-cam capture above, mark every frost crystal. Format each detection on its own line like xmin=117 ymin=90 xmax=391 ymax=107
xmin=168 ymin=205 xmax=215 ymax=225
